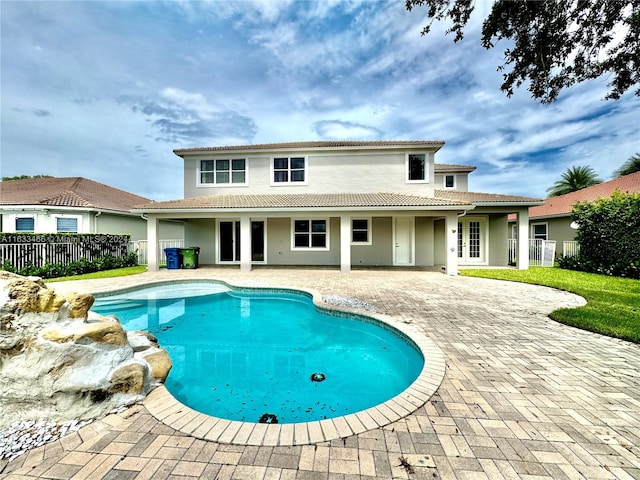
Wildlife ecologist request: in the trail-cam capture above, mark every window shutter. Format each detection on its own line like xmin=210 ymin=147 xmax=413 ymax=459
xmin=56 ymin=217 xmax=78 ymax=232
xmin=16 ymin=217 xmax=35 ymax=231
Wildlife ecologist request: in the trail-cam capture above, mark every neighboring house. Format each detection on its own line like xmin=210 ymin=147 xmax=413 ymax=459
xmin=509 ymin=171 xmax=640 ymax=257
xmin=132 ymin=141 xmax=542 ymax=274
xmin=0 ymin=177 xmax=183 ymax=241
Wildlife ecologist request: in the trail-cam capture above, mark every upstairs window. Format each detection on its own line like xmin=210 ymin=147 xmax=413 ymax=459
xmin=292 ymin=219 xmax=328 ymax=249
xmin=15 ymin=217 xmax=35 ymax=232
xmin=200 ymin=159 xmax=246 ymax=185
xmin=406 ymin=154 xmax=427 ymax=182
xmin=444 ymin=174 xmax=456 ymax=188
xmin=273 ymin=157 xmax=306 ymax=184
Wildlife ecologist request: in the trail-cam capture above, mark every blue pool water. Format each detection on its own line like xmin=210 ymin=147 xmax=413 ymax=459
xmin=93 ymin=282 xmax=423 ymax=424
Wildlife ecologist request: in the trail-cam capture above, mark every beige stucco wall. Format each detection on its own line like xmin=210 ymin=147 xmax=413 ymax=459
xmin=183 ymin=151 xmax=437 ymax=198
xmin=433 ymin=218 xmax=446 ymax=266
xmin=351 ymin=217 xmax=393 ymax=266
xmin=266 ymin=217 xmax=341 ymax=266
xmin=183 ymin=219 xmax=216 ymax=265
xmin=95 ymin=214 xmax=146 ymax=240
xmin=434 ymin=173 xmax=469 ymax=192
xmin=488 ymin=214 xmax=509 ymax=266
xmin=415 ymin=217 xmax=435 ymax=266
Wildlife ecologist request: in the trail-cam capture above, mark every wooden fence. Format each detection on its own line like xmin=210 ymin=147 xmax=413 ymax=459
xmin=0 ymin=234 xmax=131 ymax=271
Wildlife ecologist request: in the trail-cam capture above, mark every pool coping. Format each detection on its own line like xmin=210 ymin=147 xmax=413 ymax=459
xmin=95 ymin=278 xmax=446 ymax=446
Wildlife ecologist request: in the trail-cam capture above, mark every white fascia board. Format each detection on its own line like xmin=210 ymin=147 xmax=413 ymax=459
xmin=175 ymin=143 xmax=446 ymax=158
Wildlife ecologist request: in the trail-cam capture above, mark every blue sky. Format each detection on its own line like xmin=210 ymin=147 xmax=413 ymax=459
xmin=2 ymin=0 xmax=638 ymax=201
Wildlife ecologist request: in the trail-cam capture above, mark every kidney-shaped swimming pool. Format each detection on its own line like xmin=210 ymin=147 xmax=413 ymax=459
xmin=93 ymin=281 xmax=437 ymax=426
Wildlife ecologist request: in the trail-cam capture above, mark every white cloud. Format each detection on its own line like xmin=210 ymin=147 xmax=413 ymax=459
xmin=1 ymin=0 xmax=638 ymax=202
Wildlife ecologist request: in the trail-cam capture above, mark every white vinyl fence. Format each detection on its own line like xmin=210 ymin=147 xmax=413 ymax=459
xmin=563 ymin=241 xmax=580 ymax=258
xmin=129 ymin=239 xmax=184 ymax=266
xmin=508 ymin=239 xmax=557 ymax=267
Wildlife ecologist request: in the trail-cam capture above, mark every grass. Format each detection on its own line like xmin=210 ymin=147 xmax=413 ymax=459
xmin=45 ymin=265 xmax=147 ymax=282
xmin=461 ymin=267 xmax=640 ymax=344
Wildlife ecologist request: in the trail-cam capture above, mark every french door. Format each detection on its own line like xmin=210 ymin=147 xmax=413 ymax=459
xmin=458 ymin=217 xmax=487 ymax=264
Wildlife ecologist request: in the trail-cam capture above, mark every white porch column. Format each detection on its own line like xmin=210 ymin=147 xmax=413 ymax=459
xmin=240 ymin=215 xmax=252 ymax=272
xmin=147 ymin=215 xmax=159 ymax=272
xmin=517 ymin=208 xmax=530 ymax=270
xmin=444 ymin=212 xmax=458 ymax=276
xmin=340 ymin=215 xmax=351 ymax=273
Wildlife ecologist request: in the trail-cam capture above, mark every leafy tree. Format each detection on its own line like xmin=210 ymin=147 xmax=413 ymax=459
xmin=406 ymin=0 xmax=640 ymax=103
xmin=547 ymin=165 xmax=602 ymax=197
xmin=2 ymin=175 xmax=54 ymax=181
xmin=613 ymin=153 xmax=640 ymax=177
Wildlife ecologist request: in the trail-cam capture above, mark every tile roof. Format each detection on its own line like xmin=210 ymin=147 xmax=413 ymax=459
xmin=434 ymin=164 xmax=477 ymax=173
xmin=434 ymin=190 xmax=543 ymax=205
xmin=529 ymin=171 xmax=640 ymax=219
xmin=0 ymin=177 xmax=152 ymax=213
xmin=174 ymin=140 xmax=445 ymax=155
xmin=132 ymin=192 xmax=472 ymax=211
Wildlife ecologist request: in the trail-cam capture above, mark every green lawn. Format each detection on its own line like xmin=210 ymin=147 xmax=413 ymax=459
xmin=45 ymin=265 xmax=147 ymax=282
xmin=461 ymin=267 xmax=640 ymax=344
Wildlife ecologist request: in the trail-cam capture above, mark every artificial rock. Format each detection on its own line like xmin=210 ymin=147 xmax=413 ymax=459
xmin=0 ymin=272 xmax=172 ymax=429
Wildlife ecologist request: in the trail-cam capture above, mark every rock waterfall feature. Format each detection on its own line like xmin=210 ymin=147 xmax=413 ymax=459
xmin=0 ymin=272 xmax=171 ymax=429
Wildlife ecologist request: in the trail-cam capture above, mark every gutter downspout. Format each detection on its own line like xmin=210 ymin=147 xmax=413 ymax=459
xmin=94 ymin=211 xmax=101 ymax=233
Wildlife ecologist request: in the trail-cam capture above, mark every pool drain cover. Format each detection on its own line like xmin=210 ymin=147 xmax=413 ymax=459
xmin=258 ymin=413 xmax=278 ymax=424
xmin=310 ymin=372 xmax=326 ymax=382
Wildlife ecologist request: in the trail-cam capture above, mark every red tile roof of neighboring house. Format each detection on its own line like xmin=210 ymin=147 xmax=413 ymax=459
xmin=174 ymin=140 xmax=445 ymax=155
xmin=529 ymin=171 xmax=640 ymax=219
xmin=0 ymin=177 xmax=152 ymax=213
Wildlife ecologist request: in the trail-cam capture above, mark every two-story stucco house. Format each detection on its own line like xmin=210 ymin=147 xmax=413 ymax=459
xmin=132 ymin=141 xmax=542 ymax=274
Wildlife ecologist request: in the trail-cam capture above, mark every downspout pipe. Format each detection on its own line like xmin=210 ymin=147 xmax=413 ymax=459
xmin=94 ymin=211 xmax=101 ymax=233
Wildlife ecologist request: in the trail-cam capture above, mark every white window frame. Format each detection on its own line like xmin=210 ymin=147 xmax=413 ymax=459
xmin=291 ymin=218 xmax=329 ymax=250
xmin=271 ymin=157 xmax=308 ymax=186
xmin=197 ymin=158 xmax=248 ymax=187
xmin=53 ymin=214 xmax=82 ymax=233
xmin=531 ymin=222 xmax=548 ymax=241
xmin=405 ymin=153 xmax=429 ymax=183
xmin=351 ymin=217 xmax=372 ymax=245
xmin=444 ymin=174 xmax=456 ymax=189
xmin=13 ymin=215 xmax=36 ymax=232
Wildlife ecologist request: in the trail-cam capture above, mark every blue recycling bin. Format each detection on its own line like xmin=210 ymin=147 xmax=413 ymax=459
xmin=164 ymin=247 xmax=183 ymax=270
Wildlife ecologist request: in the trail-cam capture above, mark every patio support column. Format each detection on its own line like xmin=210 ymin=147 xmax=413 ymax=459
xmin=340 ymin=215 xmax=351 ymax=273
xmin=517 ymin=208 xmax=530 ymax=270
xmin=445 ymin=212 xmax=458 ymax=276
xmin=147 ymin=215 xmax=159 ymax=272
xmin=240 ymin=215 xmax=252 ymax=272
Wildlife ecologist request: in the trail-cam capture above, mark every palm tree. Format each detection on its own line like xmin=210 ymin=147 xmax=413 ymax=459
xmin=613 ymin=153 xmax=640 ymax=177
xmin=546 ymin=165 xmax=602 ymax=197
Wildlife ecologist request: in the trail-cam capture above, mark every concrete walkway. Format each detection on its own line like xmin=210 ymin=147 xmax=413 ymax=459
xmin=2 ymin=267 xmax=639 ymax=479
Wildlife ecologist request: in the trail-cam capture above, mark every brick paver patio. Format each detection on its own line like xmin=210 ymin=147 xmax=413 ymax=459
xmin=2 ymin=267 xmax=639 ymax=479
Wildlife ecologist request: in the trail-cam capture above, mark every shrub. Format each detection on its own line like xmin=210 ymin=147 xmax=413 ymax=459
xmin=1 ymin=252 xmax=139 ymax=279
xmin=562 ymin=191 xmax=640 ymax=279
